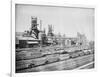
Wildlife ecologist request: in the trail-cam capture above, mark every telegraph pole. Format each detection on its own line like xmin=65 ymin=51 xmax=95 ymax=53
xmin=40 ymin=20 xmax=42 ymax=31
xmin=39 ymin=20 xmax=42 ymax=51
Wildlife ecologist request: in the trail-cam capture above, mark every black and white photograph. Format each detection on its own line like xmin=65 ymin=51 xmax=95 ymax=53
xmin=15 ymin=4 xmax=95 ymax=73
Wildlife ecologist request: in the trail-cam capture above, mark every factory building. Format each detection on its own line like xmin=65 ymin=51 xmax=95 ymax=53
xmin=16 ymin=16 xmax=89 ymax=48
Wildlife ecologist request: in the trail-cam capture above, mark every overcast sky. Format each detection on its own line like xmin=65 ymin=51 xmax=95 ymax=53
xmin=15 ymin=4 xmax=94 ymax=41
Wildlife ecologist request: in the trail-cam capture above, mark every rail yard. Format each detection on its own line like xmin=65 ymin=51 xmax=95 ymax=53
xmin=16 ymin=46 xmax=94 ymax=73
xmin=16 ymin=43 xmax=94 ymax=73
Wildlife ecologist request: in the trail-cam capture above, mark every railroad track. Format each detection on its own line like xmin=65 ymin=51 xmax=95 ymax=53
xmin=16 ymin=45 xmax=94 ymax=73
xmin=16 ymin=45 xmax=88 ymax=52
xmin=16 ymin=54 xmax=94 ymax=73
xmin=16 ymin=45 xmax=61 ymax=52
xmin=73 ymin=61 xmax=94 ymax=70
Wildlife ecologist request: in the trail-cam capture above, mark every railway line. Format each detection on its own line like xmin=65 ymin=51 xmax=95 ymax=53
xmin=73 ymin=61 xmax=94 ymax=70
xmin=16 ymin=54 xmax=94 ymax=73
xmin=16 ymin=44 xmax=94 ymax=73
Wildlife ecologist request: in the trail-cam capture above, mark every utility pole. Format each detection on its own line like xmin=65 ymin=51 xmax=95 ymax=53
xmin=40 ymin=20 xmax=42 ymax=31
xmin=39 ymin=20 xmax=42 ymax=51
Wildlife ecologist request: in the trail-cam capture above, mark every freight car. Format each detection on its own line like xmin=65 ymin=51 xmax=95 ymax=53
xmin=46 ymin=54 xmax=60 ymax=63
xmin=28 ymin=57 xmax=47 ymax=68
xmin=83 ymin=49 xmax=90 ymax=55
xmin=59 ymin=53 xmax=70 ymax=60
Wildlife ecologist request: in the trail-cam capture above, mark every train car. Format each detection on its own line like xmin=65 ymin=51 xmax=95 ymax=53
xmin=87 ymin=49 xmax=94 ymax=54
xmin=56 ymin=49 xmax=64 ymax=54
xmin=28 ymin=57 xmax=47 ymax=68
xmin=42 ymin=48 xmax=64 ymax=56
xmin=77 ymin=51 xmax=84 ymax=56
xmin=59 ymin=53 xmax=70 ymax=60
xmin=46 ymin=54 xmax=59 ymax=63
xmin=83 ymin=49 xmax=90 ymax=55
xmin=41 ymin=50 xmax=52 ymax=56
xmin=68 ymin=52 xmax=79 ymax=58
xmin=74 ymin=50 xmax=84 ymax=56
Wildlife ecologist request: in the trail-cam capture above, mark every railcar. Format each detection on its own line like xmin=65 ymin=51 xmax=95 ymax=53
xmin=46 ymin=54 xmax=60 ymax=63
xmin=59 ymin=53 xmax=70 ymax=60
xmin=83 ymin=49 xmax=90 ymax=55
xmin=86 ymin=49 xmax=94 ymax=54
xmin=28 ymin=57 xmax=47 ymax=68
xmin=68 ymin=52 xmax=79 ymax=58
xmin=77 ymin=51 xmax=84 ymax=56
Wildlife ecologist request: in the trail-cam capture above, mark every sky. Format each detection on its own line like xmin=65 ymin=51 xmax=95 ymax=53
xmin=15 ymin=4 xmax=94 ymax=41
